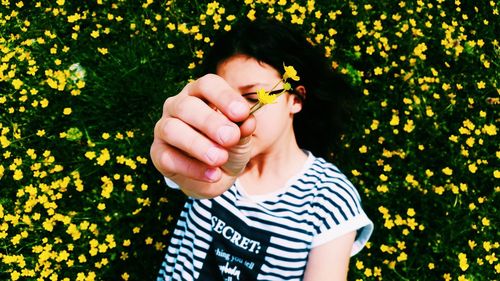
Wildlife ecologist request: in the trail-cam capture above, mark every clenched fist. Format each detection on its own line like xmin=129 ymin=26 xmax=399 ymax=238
xmin=150 ymin=74 xmax=256 ymax=198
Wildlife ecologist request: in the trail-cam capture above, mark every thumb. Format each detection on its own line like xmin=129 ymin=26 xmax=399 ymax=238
xmin=221 ymin=136 xmax=252 ymax=176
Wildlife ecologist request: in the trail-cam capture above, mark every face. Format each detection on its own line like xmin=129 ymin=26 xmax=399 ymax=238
xmin=216 ymin=54 xmax=302 ymax=156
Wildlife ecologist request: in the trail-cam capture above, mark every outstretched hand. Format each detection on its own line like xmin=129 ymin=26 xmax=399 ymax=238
xmin=150 ymin=74 xmax=256 ymax=198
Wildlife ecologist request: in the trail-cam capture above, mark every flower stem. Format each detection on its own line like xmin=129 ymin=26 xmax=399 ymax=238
xmin=249 ymin=79 xmax=286 ymax=115
xmin=249 ymin=103 xmax=263 ymax=115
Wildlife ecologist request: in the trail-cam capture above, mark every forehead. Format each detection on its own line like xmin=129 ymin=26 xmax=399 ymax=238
xmin=216 ymin=55 xmax=281 ymax=89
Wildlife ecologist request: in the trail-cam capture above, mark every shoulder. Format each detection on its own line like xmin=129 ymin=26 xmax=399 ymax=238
xmin=308 ymin=156 xmax=361 ymax=205
xmin=292 ymin=154 xmax=361 ymax=208
xmin=310 ymin=156 xmax=353 ymax=183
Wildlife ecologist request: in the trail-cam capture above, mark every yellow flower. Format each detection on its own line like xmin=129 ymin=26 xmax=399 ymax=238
xmin=11 ymin=271 xmax=21 ymax=281
xmin=256 ymin=88 xmax=277 ymax=105
xmin=407 ymin=208 xmax=416 ymax=217
xmin=458 ymin=253 xmax=469 ymax=271
xmin=468 ymin=163 xmax=477 ymax=173
xmin=12 ymin=79 xmax=24 ymax=90
xmin=434 ymin=186 xmax=445 ymax=195
xmin=364 ymin=268 xmax=372 ymax=277
xmin=247 ymin=9 xmax=256 ymax=21
xmin=355 ymin=260 xmax=364 ymax=269
xmin=283 ymin=64 xmax=300 ymax=81
xmin=486 ymin=253 xmax=498 ymax=264
xmin=97 ymin=47 xmax=109 ymax=55
xmin=366 ymin=45 xmax=375 ymax=55
xmin=63 ymin=108 xmax=72 ymax=115
xmin=97 ymin=149 xmax=111 ymax=166
xmin=376 ymin=184 xmax=388 ymax=193
xmin=390 ymin=115 xmax=399 ymax=126
xmin=482 ymin=124 xmax=497 ymax=135
xmin=13 ymin=169 xmax=23 ymax=180
xmin=425 ymin=169 xmax=434 ymax=177
xmin=442 ymin=167 xmax=453 ymax=176
xmin=483 ymin=241 xmax=492 ymax=251
xmin=397 ymin=252 xmax=407 ymax=262
xmin=249 ymin=64 xmax=300 ymax=116
xmin=404 ymin=120 xmax=415 ymax=132
xmin=85 ymin=151 xmax=96 ymax=160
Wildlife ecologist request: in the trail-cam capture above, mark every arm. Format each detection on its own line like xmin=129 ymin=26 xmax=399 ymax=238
xmin=303 ymin=231 xmax=356 ymax=281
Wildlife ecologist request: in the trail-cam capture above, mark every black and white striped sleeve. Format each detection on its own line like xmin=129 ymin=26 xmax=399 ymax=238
xmin=310 ymin=170 xmax=373 ymax=256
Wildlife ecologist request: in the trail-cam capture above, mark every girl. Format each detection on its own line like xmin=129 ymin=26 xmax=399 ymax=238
xmin=151 ymin=18 xmax=373 ymax=280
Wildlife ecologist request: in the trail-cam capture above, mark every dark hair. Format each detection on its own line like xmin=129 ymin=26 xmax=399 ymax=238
xmin=201 ymin=18 xmax=354 ymax=161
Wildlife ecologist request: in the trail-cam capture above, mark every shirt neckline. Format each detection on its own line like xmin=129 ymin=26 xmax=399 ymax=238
xmin=234 ymin=150 xmax=315 ymax=203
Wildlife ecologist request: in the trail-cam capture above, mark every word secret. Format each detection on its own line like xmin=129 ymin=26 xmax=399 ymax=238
xmin=211 ymin=216 xmax=262 ymax=254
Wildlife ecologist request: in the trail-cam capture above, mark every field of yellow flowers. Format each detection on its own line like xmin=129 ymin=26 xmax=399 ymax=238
xmin=1 ymin=0 xmax=498 ymax=280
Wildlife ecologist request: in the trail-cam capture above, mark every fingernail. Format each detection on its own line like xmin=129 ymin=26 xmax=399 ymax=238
xmin=217 ymin=125 xmax=234 ymax=144
xmin=229 ymin=101 xmax=247 ymax=117
xmin=204 ymin=168 xmax=220 ymax=182
xmin=205 ymin=147 xmax=222 ymax=164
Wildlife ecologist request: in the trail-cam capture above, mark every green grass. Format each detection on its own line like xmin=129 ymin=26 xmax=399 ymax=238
xmin=0 ymin=0 xmax=498 ymax=280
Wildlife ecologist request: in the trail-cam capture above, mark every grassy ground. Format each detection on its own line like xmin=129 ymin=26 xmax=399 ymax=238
xmin=0 ymin=1 xmax=498 ymax=280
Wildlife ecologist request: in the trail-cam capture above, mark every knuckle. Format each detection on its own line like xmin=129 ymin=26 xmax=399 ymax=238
xmin=204 ymin=110 xmax=225 ymax=132
xmin=153 ymin=119 xmax=162 ymax=138
xmin=163 ymin=96 xmax=176 ymax=115
xmin=160 ymin=118 xmax=178 ymax=139
xmin=196 ymin=74 xmax=220 ymax=93
xmin=149 ymin=141 xmax=160 ymax=167
xmin=196 ymin=77 xmax=210 ymax=94
xmin=187 ymin=133 xmax=204 ymax=153
xmin=172 ymin=96 xmax=191 ymax=118
xmin=154 ymin=117 xmax=170 ymax=138
xmin=201 ymin=73 xmax=219 ymax=82
xmin=157 ymin=148 xmax=176 ymax=176
xmin=184 ymin=160 xmax=197 ymax=177
xmin=150 ymin=132 xmax=174 ymax=174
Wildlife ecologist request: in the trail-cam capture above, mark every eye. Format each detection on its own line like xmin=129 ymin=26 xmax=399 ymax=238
xmin=243 ymin=94 xmax=258 ymax=105
xmin=245 ymin=97 xmax=259 ymax=104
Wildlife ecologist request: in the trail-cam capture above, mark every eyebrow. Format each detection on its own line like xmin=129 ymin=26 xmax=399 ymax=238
xmin=238 ymin=83 xmax=269 ymax=92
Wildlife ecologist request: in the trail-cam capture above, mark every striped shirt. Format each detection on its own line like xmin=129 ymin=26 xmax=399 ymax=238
xmin=158 ymin=153 xmax=373 ymax=280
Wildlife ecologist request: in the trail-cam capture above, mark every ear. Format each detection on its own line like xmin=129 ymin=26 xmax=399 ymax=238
xmin=289 ymin=86 xmax=306 ymax=114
